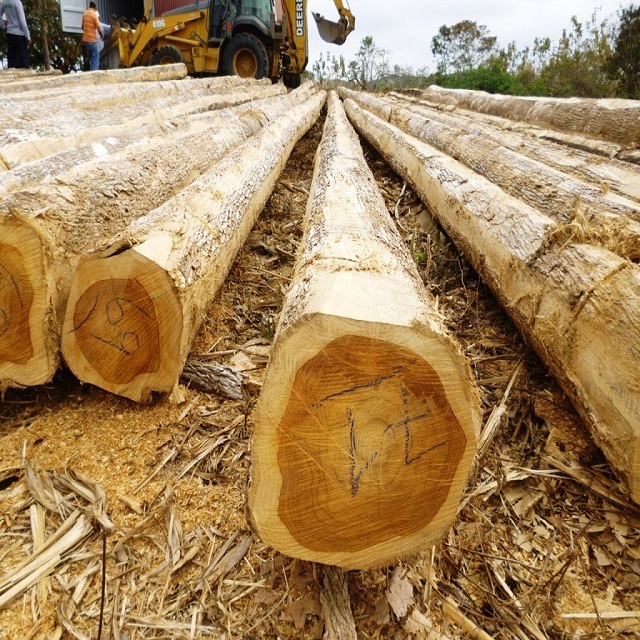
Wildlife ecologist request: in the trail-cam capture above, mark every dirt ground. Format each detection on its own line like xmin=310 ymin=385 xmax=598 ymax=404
xmin=1 ymin=114 xmax=639 ymax=639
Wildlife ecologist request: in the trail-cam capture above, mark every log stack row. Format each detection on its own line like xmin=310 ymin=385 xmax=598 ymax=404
xmin=0 ymin=68 xmax=319 ymax=392
xmin=3 ymin=64 xmax=640 ymax=569
xmin=337 ymin=86 xmax=640 ymax=505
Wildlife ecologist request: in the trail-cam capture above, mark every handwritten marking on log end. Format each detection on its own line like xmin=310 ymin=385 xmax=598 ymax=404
xmin=71 ymin=278 xmax=161 ymax=384
xmin=277 ymin=335 xmax=466 ymax=553
xmin=0 ymin=244 xmax=34 ymax=364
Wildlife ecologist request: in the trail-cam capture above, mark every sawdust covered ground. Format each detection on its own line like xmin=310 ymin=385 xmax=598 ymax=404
xmin=1 ymin=113 xmax=639 ymax=639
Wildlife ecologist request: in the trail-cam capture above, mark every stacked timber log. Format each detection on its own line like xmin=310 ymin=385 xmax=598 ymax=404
xmin=337 ymin=89 xmax=640 ymax=504
xmin=338 ymin=88 xmax=640 ymax=260
xmin=389 ymin=91 xmax=640 ymax=204
xmin=410 ymin=85 xmax=640 ymax=162
xmin=0 ymin=75 xmax=283 ymax=170
xmin=248 ymin=92 xmax=481 ymax=569
xmin=0 ymin=63 xmax=185 ymax=94
xmin=60 ymin=90 xmax=326 ymax=401
xmin=0 ymin=83 xmax=317 ymax=390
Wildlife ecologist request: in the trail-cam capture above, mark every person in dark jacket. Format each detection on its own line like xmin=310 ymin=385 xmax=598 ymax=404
xmin=1 ymin=0 xmax=31 ymax=69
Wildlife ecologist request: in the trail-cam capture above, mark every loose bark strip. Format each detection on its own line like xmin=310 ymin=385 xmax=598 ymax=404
xmin=60 ymin=91 xmax=326 ymax=401
xmin=0 ymin=84 xmax=316 ymax=389
xmin=342 ymin=98 xmax=640 ymax=504
xmin=0 ymin=63 xmax=187 ymax=94
xmin=339 ymin=88 xmax=640 ymax=259
xmin=0 ymin=79 xmax=284 ymax=170
xmin=390 ymin=91 xmax=640 ymax=204
xmin=248 ymin=93 xmax=480 ymax=569
xmin=320 ymin=566 xmax=357 ymax=640
xmin=414 ymin=85 xmax=640 ymax=149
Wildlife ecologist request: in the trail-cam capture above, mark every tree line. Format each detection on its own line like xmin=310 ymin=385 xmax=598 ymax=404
xmin=311 ymin=4 xmax=640 ymax=99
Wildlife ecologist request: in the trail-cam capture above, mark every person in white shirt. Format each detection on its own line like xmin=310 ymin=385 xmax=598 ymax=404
xmin=1 ymin=0 xmax=31 ymax=68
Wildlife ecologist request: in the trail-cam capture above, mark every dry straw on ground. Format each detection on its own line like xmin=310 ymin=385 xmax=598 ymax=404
xmin=1 ymin=118 xmax=639 ymax=639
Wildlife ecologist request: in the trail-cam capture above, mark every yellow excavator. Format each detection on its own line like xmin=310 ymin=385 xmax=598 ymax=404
xmin=103 ymin=0 xmax=355 ymax=87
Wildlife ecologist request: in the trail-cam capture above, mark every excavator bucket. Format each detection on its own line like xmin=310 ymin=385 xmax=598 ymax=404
xmin=312 ymin=11 xmax=350 ymax=45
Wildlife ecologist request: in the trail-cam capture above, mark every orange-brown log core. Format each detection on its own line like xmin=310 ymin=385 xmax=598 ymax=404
xmin=277 ymin=335 xmax=467 ymax=552
xmin=0 ymin=244 xmax=34 ymax=364
xmin=69 ymin=278 xmax=161 ymax=383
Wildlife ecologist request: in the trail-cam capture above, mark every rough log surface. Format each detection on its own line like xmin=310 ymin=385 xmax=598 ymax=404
xmin=339 ymin=88 xmax=640 ymax=261
xmin=416 ymin=85 xmax=640 ymax=149
xmin=248 ymin=93 xmax=480 ymax=569
xmin=0 ymin=84 xmax=315 ymax=389
xmin=342 ymin=97 xmax=640 ymax=504
xmin=390 ymin=91 xmax=640 ymax=204
xmin=60 ymin=91 xmax=326 ymax=401
xmin=0 ymin=78 xmax=284 ymax=170
xmin=0 ymin=62 xmax=187 ymax=94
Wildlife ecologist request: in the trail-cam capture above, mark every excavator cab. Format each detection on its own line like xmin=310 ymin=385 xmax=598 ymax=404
xmin=312 ymin=1 xmax=354 ymax=45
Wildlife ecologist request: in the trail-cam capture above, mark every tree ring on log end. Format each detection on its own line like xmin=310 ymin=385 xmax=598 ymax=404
xmin=277 ymin=335 xmax=467 ymax=553
xmin=0 ymin=243 xmax=34 ymax=365
xmin=71 ymin=278 xmax=161 ymax=384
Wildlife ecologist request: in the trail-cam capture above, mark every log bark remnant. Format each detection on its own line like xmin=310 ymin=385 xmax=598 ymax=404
xmin=248 ymin=93 xmax=480 ymax=569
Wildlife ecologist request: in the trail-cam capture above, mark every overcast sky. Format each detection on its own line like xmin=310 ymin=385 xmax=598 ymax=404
xmin=306 ymin=0 xmax=627 ymax=72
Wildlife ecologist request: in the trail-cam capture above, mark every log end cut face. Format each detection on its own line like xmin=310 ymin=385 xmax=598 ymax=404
xmin=0 ymin=217 xmax=53 ymax=387
xmin=276 ymin=334 xmax=467 ymax=555
xmin=0 ymin=243 xmax=34 ymax=365
xmin=70 ymin=277 xmax=161 ymax=384
xmin=62 ymin=250 xmax=183 ymax=401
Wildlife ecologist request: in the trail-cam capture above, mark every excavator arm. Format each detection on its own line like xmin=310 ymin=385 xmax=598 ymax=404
xmin=313 ymin=0 xmax=355 ymax=46
xmin=279 ymin=0 xmax=355 ymax=78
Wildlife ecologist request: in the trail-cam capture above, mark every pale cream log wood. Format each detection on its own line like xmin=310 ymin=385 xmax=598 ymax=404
xmin=60 ymin=91 xmax=326 ymax=401
xmin=389 ymin=91 xmax=640 ymax=204
xmin=0 ymin=69 xmax=62 ymax=84
xmin=0 ymin=82 xmax=312 ymax=195
xmin=248 ymin=92 xmax=480 ymax=569
xmin=0 ymin=73 xmax=263 ymax=123
xmin=415 ymin=85 xmax=640 ymax=150
xmin=0 ymin=63 xmax=187 ymax=94
xmin=0 ymin=79 xmax=284 ymax=170
xmin=339 ymin=88 xmax=640 ymax=259
xmin=0 ymin=85 xmax=316 ymax=389
xmin=342 ymin=98 xmax=640 ymax=504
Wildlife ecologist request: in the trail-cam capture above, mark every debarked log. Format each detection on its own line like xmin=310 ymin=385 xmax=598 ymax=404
xmin=0 ymin=63 xmax=187 ymax=95
xmin=338 ymin=87 xmax=640 ymax=260
xmin=0 ymin=79 xmax=285 ymax=171
xmin=247 ymin=92 xmax=481 ymax=569
xmin=0 ymin=85 xmax=316 ymax=390
xmin=342 ymin=98 xmax=640 ymax=504
xmin=60 ymin=91 xmax=327 ymax=401
xmin=415 ymin=85 xmax=640 ymax=150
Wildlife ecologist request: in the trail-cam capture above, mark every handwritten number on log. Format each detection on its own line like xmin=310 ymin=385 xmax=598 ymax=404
xmin=347 ymin=383 xmax=449 ymax=498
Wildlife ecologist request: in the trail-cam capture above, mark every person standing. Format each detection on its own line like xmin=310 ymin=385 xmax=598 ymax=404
xmin=81 ymin=0 xmax=103 ymax=71
xmin=1 ymin=0 xmax=31 ymax=69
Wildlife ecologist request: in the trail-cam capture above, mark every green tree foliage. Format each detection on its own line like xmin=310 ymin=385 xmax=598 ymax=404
xmin=539 ymin=11 xmax=616 ymax=97
xmin=347 ymin=35 xmax=390 ymax=90
xmin=1 ymin=0 xmax=82 ymax=71
xmin=431 ymin=20 xmax=497 ymax=74
xmin=607 ymin=3 xmax=640 ymax=98
xmin=311 ymin=50 xmax=347 ymax=86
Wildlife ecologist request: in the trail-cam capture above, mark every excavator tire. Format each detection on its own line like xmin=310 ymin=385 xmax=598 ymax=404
xmin=283 ymin=73 xmax=301 ymax=89
xmin=222 ymin=33 xmax=269 ymax=80
xmin=149 ymin=45 xmax=185 ymax=66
